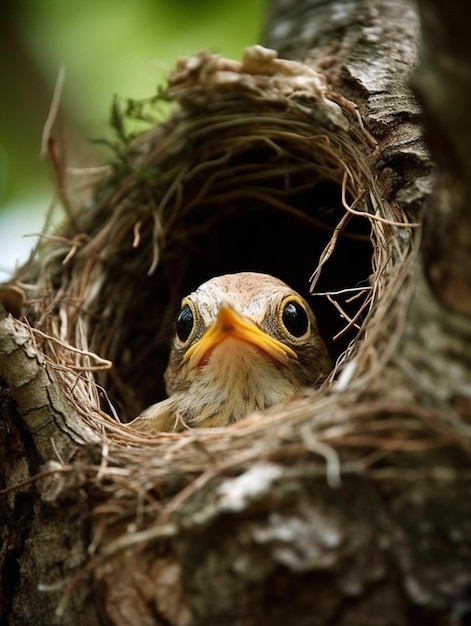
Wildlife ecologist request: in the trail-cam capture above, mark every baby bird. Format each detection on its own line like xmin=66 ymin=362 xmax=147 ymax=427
xmin=130 ymin=272 xmax=332 ymax=432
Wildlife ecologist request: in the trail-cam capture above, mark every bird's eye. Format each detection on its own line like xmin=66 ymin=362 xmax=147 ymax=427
xmin=176 ymin=303 xmax=194 ymax=342
xmin=281 ymin=298 xmax=310 ymax=338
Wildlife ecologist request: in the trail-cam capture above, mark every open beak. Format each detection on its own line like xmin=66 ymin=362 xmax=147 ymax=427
xmin=183 ymin=303 xmax=297 ymax=367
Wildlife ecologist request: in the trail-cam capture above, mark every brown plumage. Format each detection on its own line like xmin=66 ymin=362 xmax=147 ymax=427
xmin=130 ymin=272 xmax=332 ymax=432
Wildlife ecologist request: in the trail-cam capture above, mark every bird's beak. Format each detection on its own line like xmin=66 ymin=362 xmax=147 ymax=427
xmin=183 ymin=303 xmax=297 ymax=367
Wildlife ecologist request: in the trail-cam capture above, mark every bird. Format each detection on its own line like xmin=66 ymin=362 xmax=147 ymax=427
xmin=130 ymin=272 xmax=332 ymax=432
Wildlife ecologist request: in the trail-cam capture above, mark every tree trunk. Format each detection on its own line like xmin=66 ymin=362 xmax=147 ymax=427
xmin=1 ymin=1 xmax=471 ymax=625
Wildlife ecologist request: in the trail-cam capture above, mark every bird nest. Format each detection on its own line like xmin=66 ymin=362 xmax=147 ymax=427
xmin=4 ymin=45 xmax=423 ymax=594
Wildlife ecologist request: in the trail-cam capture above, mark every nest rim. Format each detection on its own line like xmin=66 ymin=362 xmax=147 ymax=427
xmin=9 ymin=48 xmax=422 ymax=439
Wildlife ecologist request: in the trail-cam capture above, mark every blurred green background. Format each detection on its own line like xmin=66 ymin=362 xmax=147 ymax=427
xmin=0 ymin=0 xmax=265 ymax=279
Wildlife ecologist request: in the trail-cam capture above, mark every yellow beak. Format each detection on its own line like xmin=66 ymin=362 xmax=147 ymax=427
xmin=183 ymin=303 xmax=297 ymax=367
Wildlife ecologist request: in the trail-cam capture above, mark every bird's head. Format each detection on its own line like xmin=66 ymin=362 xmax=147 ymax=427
xmin=165 ymin=272 xmax=332 ymax=400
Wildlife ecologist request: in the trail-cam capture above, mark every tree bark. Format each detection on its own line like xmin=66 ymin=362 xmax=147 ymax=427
xmin=1 ymin=1 xmax=471 ymax=625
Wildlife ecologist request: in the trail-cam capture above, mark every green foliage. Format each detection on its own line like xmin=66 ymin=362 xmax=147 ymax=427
xmin=0 ymin=0 xmax=265 ymax=270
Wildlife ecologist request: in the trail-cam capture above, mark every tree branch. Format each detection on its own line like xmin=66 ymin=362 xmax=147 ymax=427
xmin=0 ymin=305 xmax=98 ymax=462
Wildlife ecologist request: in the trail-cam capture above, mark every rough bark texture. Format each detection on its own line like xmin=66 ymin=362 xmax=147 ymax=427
xmin=1 ymin=1 xmax=471 ymax=625
xmin=0 ymin=308 xmax=101 ymax=625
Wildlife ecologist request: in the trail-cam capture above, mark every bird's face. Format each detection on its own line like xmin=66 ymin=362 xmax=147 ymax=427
xmin=162 ymin=272 xmax=332 ymax=427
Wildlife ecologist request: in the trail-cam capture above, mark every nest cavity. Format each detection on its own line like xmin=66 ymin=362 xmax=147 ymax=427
xmin=13 ymin=46 xmax=417 ymax=426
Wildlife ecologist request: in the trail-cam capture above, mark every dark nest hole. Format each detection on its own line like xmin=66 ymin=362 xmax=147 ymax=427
xmin=125 ymin=177 xmax=372 ymax=413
